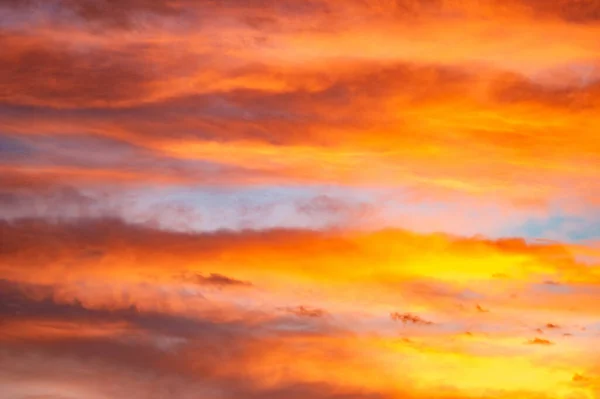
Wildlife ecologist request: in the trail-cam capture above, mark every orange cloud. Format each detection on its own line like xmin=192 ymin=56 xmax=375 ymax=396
xmin=2 ymin=57 xmax=598 ymax=206
xmin=1 ymin=219 xmax=599 ymax=398
xmin=1 ymin=1 xmax=600 ymax=398
xmin=528 ymin=337 xmax=554 ymax=345
xmin=184 ymin=272 xmax=253 ymax=288
xmin=390 ymin=312 xmax=434 ymax=325
xmin=1 ymin=218 xmax=599 ymax=322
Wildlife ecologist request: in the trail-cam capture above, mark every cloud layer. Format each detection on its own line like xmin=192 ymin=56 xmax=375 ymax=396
xmin=1 ymin=1 xmax=600 ymax=398
xmin=1 ymin=218 xmax=600 ymax=397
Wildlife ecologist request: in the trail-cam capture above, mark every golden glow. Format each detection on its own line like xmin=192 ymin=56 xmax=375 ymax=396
xmin=2 ymin=0 xmax=600 ymax=398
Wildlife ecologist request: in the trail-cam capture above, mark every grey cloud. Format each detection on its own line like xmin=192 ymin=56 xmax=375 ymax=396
xmin=281 ymin=305 xmax=327 ymax=318
xmin=390 ymin=312 xmax=433 ymax=325
xmin=187 ymin=273 xmax=253 ymax=288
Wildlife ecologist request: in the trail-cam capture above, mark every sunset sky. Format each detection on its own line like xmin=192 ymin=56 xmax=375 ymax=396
xmin=1 ymin=1 xmax=600 ymax=398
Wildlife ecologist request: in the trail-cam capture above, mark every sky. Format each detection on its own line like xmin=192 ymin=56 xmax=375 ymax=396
xmin=1 ymin=1 xmax=600 ymax=398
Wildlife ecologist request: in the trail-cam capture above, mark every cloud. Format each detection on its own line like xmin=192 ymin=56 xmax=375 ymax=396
xmin=0 ymin=0 xmax=186 ymax=29
xmin=0 ymin=217 xmax=596 ymax=292
xmin=0 ymin=31 xmax=157 ymax=108
xmin=544 ymin=280 xmax=561 ymax=285
xmin=295 ymin=195 xmax=370 ymax=217
xmin=0 ymin=220 xmax=598 ymax=397
xmin=63 ymin=0 xmax=184 ymax=27
xmin=2 ymin=65 xmax=597 ymax=207
xmin=187 ymin=273 xmax=253 ymax=288
xmin=0 ymin=278 xmax=222 ymax=339
xmin=0 ymin=132 xmax=301 ymax=192
xmin=1 ymin=0 xmax=599 ymax=397
xmin=573 ymin=373 xmax=587 ymax=382
xmin=390 ymin=312 xmax=433 ymax=325
xmin=4 ymin=0 xmax=600 ymax=33
xmin=0 ymin=281 xmax=398 ymax=399
xmin=0 ymin=45 xmax=598 ymax=206
xmin=476 ymin=304 xmax=490 ymax=313
xmin=0 ymin=278 xmax=343 ymax=353
xmin=0 ymin=179 xmax=110 ymax=221
xmin=281 ymin=306 xmax=327 ymax=318
xmin=527 ymin=337 xmax=554 ymax=345
xmin=516 ymin=0 xmax=600 ymax=24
